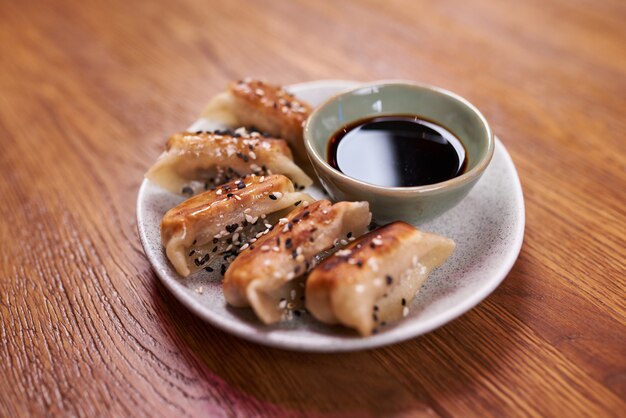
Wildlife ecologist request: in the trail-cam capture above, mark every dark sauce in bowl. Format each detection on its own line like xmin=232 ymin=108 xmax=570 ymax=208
xmin=327 ymin=115 xmax=467 ymax=187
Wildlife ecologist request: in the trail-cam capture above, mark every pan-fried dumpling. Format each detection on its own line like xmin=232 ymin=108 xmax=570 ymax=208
xmin=227 ymin=79 xmax=312 ymax=169
xmin=223 ymin=200 xmax=371 ymax=324
xmin=161 ymin=174 xmax=315 ymax=277
xmin=306 ymin=221 xmax=455 ymax=336
xmin=146 ymin=130 xmax=312 ymax=195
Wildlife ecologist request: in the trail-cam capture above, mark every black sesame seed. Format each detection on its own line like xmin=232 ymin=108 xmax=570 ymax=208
xmin=243 ymin=155 xmax=249 ymax=162
xmin=291 ymin=250 xmax=298 ymax=259
xmin=248 ymin=144 xmax=254 ymax=150
xmin=212 ymin=246 xmax=218 ymax=253
xmin=402 ymin=298 xmax=406 ymax=306
xmin=302 ymin=211 xmax=310 ymax=219
xmin=276 ymin=237 xmax=281 ymax=246
xmin=237 ymin=182 xmax=246 ymax=189
xmin=242 ymin=220 xmax=248 ymax=227
xmin=205 ymin=266 xmax=214 ymax=272
xmin=225 ymin=224 xmax=239 ymax=233
xmin=386 ymin=275 xmax=393 ymax=285
xmin=269 ymin=194 xmax=277 ymax=200
xmin=347 ymin=232 xmax=353 ymax=238
xmin=249 ymin=245 xmax=255 ymax=250
xmin=309 ymin=237 xmax=314 ymax=242
xmin=223 ymin=184 xmax=231 ymax=191
xmin=188 ymin=250 xmax=196 ymax=256
xmin=370 ymin=242 xmax=376 ymax=249
xmin=356 ymin=261 xmax=363 ymax=268
xmin=192 ymin=240 xmax=197 ymax=245
xmin=373 ymin=305 xmax=379 ymax=311
xmin=226 ymin=193 xmax=234 ymax=198
xmin=287 ymin=222 xmax=293 ymax=230
xmin=373 ymin=313 xmax=378 ymax=322
xmin=213 ymin=238 xmax=218 ymax=244
xmin=294 ymin=200 xmax=302 ymax=206
xmin=220 ymin=264 xmax=226 ymax=275
xmin=285 ymin=238 xmax=293 ymax=249
xmin=236 ymin=152 xmax=244 ymax=159
xmin=195 ymin=254 xmax=210 ymax=266
xmin=294 ymin=310 xmax=301 ymax=317
xmin=292 ymin=218 xmax=300 ymax=224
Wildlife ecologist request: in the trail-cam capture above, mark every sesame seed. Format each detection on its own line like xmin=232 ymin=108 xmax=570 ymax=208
xmin=302 ymin=201 xmax=309 ymax=207
xmin=401 ymin=298 xmax=406 ymax=306
xmin=182 ymin=186 xmax=193 ymax=196
xmin=205 ymin=266 xmax=214 ymax=272
xmin=347 ymin=232 xmax=353 ymax=238
xmin=239 ymin=243 xmax=249 ymax=251
xmin=279 ymin=218 xmax=289 ymax=225
xmin=237 ymin=182 xmax=246 ymax=189
xmin=278 ymin=299 xmax=287 ymax=309
xmin=220 ymin=264 xmax=226 ymax=275
xmin=261 ymin=245 xmax=270 ymax=252
xmin=195 ymin=286 xmax=204 ymax=294
xmin=294 ymin=200 xmax=302 ymax=206
xmin=296 ymin=254 xmax=305 ymax=263
xmin=285 ymin=238 xmax=293 ymax=249
xmin=227 ymin=193 xmax=234 ymax=198
xmin=403 ymin=306 xmax=410 ymax=317
xmin=216 ymin=189 xmax=223 ymax=195
xmin=273 ymin=192 xmax=283 ymax=199
xmin=269 ymin=194 xmax=277 ymax=200
xmin=386 ymin=275 xmax=393 ymax=285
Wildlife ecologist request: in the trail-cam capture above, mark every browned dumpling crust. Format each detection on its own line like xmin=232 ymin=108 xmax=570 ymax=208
xmin=146 ymin=129 xmax=312 ymax=195
xmin=161 ymin=174 xmax=315 ymax=277
xmin=228 ymin=79 xmax=312 ymax=169
xmin=223 ymin=199 xmax=371 ymax=324
xmin=306 ymin=221 xmax=455 ymax=336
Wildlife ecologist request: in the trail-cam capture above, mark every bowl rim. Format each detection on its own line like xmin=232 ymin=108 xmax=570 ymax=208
xmin=303 ymin=80 xmax=495 ymax=194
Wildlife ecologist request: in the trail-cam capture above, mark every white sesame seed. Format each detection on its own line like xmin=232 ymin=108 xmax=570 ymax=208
xmin=286 ymin=272 xmax=295 ymax=280
xmin=278 ymin=299 xmax=287 ymax=309
xmin=232 ymin=233 xmax=239 ymax=242
xmin=249 ymin=151 xmax=256 ymax=160
xmin=302 ymin=201 xmax=309 ymax=207
xmin=335 ymin=249 xmax=351 ymax=257
xmin=235 ymin=226 xmax=243 ymax=232
xmin=216 ymin=189 xmax=222 ymax=195
xmin=273 ymin=191 xmax=283 ymax=199
xmin=340 ymin=239 xmax=348 ymax=246
xmin=296 ymin=254 xmax=305 ymax=263
xmin=195 ymin=286 xmax=204 ymax=294
xmin=261 ymin=214 xmax=266 ymax=219
xmin=348 ymin=258 xmax=358 ymax=265
xmin=265 ymin=223 xmax=272 ymax=229
xmin=403 ymin=306 xmax=410 ymax=317
xmin=259 ymin=176 xmax=265 ymax=182
xmin=261 ymin=245 xmax=270 ymax=252
xmin=239 ymin=243 xmax=249 ymax=251
xmin=372 ymin=238 xmax=383 ymax=246
xmin=279 ymin=218 xmax=289 ymax=225
xmin=225 ymin=244 xmax=233 ymax=252
xmin=244 ymin=208 xmax=251 ymax=214
xmin=348 ymin=236 xmax=356 ymax=241
xmin=282 ymin=224 xmax=289 ymax=233
xmin=234 ymin=195 xmax=242 ymax=201
xmin=272 ymin=246 xmax=280 ymax=252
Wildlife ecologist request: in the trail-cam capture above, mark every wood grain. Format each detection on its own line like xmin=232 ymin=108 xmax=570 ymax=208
xmin=1 ymin=0 xmax=625 ymax=416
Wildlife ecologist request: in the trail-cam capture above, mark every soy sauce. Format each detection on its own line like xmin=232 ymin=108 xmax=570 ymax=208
xmin=327 ymin=115 xmax=467 ymax=187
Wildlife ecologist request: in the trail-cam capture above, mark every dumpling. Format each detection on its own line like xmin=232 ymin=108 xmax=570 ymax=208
xmin=227 ymin=79 xmax=312 ymax=169
xmin=161 ymin=174 xmax=315 ymax=277
xmin=223 ymin=200 xmax=371 ymax=324
xmin=306 ymin=221 xmax=455 ymax=336
xmin=146 ymin=129 xmax=312 ymax=195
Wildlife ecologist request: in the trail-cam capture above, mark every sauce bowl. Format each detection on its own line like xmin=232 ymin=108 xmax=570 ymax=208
xmin=303 ymin=81 xmax=494 ymax=224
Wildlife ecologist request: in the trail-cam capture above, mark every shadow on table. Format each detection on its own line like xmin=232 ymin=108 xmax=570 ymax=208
xmin=151 ymin=253 xmax=528 ymax=417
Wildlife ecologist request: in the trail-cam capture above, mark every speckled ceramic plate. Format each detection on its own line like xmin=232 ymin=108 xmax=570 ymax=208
xmin=137 ymin=80 xmax=525 ymax=352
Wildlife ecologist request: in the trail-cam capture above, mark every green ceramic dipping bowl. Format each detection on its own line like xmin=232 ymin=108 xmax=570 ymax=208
xmin=303 ymin=81 xmax=495 ymax=224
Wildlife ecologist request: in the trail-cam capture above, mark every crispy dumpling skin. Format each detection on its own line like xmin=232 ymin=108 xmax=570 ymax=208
xmin=223 ymin=200 xmax=371 ymax=324
xmin=146 ymin=130 xmax=312 ymax=195
xmin=306 ymin=221 xmax=455 ymax=336
xmin=227 ymin=79 xmax=312 ymax=169
xmin=161 ymin=174 xmax=314 ymax=277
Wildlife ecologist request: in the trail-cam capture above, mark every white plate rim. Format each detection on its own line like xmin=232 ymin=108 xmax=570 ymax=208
xmin=136 ymin=79 xmax=525 ymax=352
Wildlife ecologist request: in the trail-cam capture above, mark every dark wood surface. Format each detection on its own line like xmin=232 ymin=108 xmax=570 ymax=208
xmin=1 ymin=0 xmax=624 ymax=416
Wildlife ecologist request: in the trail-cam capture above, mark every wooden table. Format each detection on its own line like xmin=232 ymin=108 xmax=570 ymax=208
xmin=1 ymin=0 xmax=624 ymax=416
